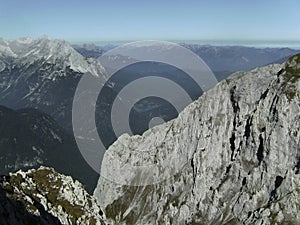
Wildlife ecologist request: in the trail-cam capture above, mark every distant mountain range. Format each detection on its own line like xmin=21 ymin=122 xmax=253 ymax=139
xmin=73 ymin=42 xmax=299 ymax=80
xmin=0 ymin=36 xmax=299 ymax=192
xmin=0 ymin=36 xmax=298 ymax=133
xmin=0 ymin=37 xmax=104 ymax=132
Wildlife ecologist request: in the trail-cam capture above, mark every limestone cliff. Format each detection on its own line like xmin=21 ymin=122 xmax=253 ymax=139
xmin=94 ymin=54 xmax=300 ymax=225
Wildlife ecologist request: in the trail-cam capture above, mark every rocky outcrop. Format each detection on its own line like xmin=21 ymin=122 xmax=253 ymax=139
xmin=0 ymin=167 xmax=106 ymax=225
xmin=0 ymin=184 xmax=62 ymax=225
xmin=94 ymin=54 xmax=300 ymax=224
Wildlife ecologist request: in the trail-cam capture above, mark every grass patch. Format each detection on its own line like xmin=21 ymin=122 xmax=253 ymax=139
xmin=281 ymin=54 xmax=300 ymax=101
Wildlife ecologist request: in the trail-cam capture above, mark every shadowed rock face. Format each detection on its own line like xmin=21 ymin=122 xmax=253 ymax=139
xmin=94 ymin=54 xmax=300 ymax=225
xmin=0 ymin=167 xmax=107 ymax=225
xmin=0 ymin=184 xmax=62 ymax=225
xmin=0 ymin=106 xmax=99 ymax=193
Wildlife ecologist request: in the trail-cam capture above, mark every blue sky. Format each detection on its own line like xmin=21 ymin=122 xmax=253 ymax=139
xmin=0 ymin=0 xmax=299 ymax=42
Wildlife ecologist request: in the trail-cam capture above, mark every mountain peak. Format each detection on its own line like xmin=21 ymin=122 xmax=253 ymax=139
xmin=37 ymin=34 xmax=51 ymax=41
xmin=0 ymin=36 xmax=102 ymax=74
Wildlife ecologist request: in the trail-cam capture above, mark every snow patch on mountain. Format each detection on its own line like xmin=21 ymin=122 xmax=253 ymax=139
xmin=0 ymin=36 xmax=105 ymax=76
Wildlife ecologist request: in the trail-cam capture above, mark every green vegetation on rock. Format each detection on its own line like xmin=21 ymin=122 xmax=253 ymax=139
xmin=282 ymin=54 xmax=300 ymax=101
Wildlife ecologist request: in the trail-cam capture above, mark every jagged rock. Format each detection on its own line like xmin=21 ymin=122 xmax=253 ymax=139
xmin=0 ymin=36 xmax=102 ymax=74
xmin=94 ymin=54 xmax=300 ymax=224
xmin=0 ymin=184 xmax=62 ymax=225
xmin=0 ymin=167 xmax=106 ymax=225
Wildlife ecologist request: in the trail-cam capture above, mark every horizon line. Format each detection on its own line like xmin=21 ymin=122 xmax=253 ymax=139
xmin=2 ymin=36 xmax=300 ymax=49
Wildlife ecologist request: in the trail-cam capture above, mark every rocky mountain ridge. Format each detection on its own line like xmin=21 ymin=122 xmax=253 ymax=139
xmin=0 ymin=36 xmax=104 ymax=132
xmin=94 ymin=54 xmax=300 ymax=224
xmin=0 ymin=43 xmax=299 ymax=224
xmin=0 ymin=36 xmax=100 ymax=74
xmin=0 ymin=167 xmax=106 ymax=225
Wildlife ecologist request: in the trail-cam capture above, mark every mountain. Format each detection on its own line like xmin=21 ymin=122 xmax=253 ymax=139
xmin=182 ymin=44 xmax=299 ymax=74
xmin=0 ymin=167 xmax=106 ymax=225
xmin=180 ymin=44 xmax=299 ymax=80
xmin=72 ymin=43 xmax=104 ymax=59
xmin=0 ymin=36 xmax=95 ymax=73
xmin=0 ymin=105 xmax=98 ymax=193
xmin=0 ymin=53 xmax=299 ymax=225
xmin=93 ymin=54 xmax=300 ymax=224
xmin=0 ymin=36 xmax=104 ymax=131
xmin=74 ymin=43 xmax=299 ymax=81
xmin=0 ymin=37 xmax=297 ymax=135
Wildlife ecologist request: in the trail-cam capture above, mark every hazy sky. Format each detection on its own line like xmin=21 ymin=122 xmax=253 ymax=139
xmin=1 ymin=0 xmax=300 ymax=42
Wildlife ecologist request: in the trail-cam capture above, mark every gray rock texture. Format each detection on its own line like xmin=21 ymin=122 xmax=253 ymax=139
xmin=94 ymin=54 xmax=300 ymax=225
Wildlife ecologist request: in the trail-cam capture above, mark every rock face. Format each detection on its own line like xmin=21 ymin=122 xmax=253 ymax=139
xmin=0 ymin=167 xmax=106 ymax=225
xmin=0 ymin=184 xmax=62 ymax=225
xmin=94 ymin=54 xmax=300 ymax=224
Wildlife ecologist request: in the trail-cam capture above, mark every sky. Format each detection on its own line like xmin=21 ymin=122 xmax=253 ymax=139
xmin=0 ymin=0 xmax=300 ymax=42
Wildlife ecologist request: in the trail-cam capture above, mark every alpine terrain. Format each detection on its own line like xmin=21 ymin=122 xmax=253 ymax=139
xmin=0 ymin=36 xmax=104 ymax=131
xmin=0 ymin=167 xmax=106 ymax=225
xmin=74 ymin=43 xmax=299 ymax=81
xmin=94 ymin=54 xmax=300 ymax=224
xmin=0 ymin=39 xmax=299 ymax=224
